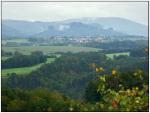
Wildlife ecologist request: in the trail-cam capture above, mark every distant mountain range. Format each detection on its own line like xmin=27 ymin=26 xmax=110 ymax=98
xmin=2 ymin=17 xmax=148 ymax=38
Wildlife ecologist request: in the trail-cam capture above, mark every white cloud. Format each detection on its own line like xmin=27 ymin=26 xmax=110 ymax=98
xmin=2 ymin=2 xmax=148 ymax=25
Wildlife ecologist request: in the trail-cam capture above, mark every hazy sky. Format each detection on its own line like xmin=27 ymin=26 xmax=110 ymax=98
xmin=2 ymin=2 xmax=148 ymax=25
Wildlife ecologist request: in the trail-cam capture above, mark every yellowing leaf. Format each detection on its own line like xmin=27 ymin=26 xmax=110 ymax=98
xmin=96 ymin=68 xmax=99 ymax=72
xmin=99 ymin=67 xmax=104 ymax=72
xmin=112 ymin=69 xmax=117 ymax=76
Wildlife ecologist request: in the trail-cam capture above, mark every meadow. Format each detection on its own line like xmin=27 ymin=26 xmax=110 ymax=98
xmin=2 ymin=56 xmax=11 ymax=61
xmin=2 ymin=46 xmax=130 ymax=76
xmin=2 ymin=45 xmax=100 ymax=76
xmin=2 ymin=38 xmax=29 ymax=45
xmin=106 ymin=52 xmax=130 ymax=59
xmin=2 ymin=46 xmax=101 ymax=55
xmin=2 ymin=58 xmax=55 ymax=76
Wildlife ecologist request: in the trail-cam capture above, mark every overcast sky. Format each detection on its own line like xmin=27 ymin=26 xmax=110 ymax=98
xmin=2 ymin=2 xmax=148 ymax=25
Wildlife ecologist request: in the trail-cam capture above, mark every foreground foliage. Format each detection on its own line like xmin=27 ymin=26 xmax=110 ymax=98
xmin=96 ymin=71 xmax=148 ymax=111
xmin=2 ymin=69 xmax=148 ymax=112
xmin=2 ymin=50 xmax=148 ymax=111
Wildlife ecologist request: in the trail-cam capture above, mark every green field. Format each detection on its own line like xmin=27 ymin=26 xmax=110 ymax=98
xmin=2 ymin=58 xmax=55 ymax=76
xmin=2 ymin=56 xmax=11 ymax=61
xmin=2 ymin=46 xmax=101 ymax=55
xmin=2 ymin=38 xmax=29 ymax=44
xmin=2 ymin=45 xmax=99 ymax=76
xmin=106 ymin=52 xmax=130 ymax=59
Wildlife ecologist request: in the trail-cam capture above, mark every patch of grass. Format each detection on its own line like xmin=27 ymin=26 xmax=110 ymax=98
xmin=46 ymin=58 xmax=55 ymax=63
xmin=2 ymin=56 xmax=11 ymax=61
xmin=3 ymin=39 xmax=29 ymax=43
xmin=2 ymin=64 xmax=42 ymax=76
xmin=1 ymin=58 xmax=55 ymax=76
xmin=3 ymin=46 xmax=101 ymax=55
xmin=106 ymin=52 xmax=130 ymax=59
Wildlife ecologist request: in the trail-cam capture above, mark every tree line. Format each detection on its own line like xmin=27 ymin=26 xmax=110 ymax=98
xmin=2 ymin=51 xmax=47 ymax=69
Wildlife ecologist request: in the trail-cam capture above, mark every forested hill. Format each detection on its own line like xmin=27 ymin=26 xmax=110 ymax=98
xmin=3 ymin=51 xmax=148 ymax=99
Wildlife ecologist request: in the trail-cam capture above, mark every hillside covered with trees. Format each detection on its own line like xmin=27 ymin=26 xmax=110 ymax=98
xmin=2 ymin=47 xmax=149 ymax=111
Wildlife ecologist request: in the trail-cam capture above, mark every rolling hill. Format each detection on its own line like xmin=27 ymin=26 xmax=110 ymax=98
xmin=2 ymin=17 xmax=148 ymax=38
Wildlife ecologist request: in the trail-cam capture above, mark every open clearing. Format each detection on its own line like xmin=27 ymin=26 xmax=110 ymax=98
xmin=2 ymin=46 xmax=101 ymax=55
xmin=106 ymin=52 xmax=130 ymax=59
xmin=2 ymin=58 xmax=55 ymax=76
xmin=2 ymin=38 xmax=29 ymax=44
xmin=2 ymin=56 xmax=11 ymax=61
xmin=2 ymin=45 xmax=100 ymax=76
